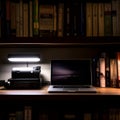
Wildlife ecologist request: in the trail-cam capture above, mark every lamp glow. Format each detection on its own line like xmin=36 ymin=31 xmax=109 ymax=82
xmin=8 ymin=57 xmax=40 ymax=62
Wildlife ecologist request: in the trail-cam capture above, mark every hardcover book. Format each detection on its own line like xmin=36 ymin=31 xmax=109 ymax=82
xmin=39 ymin=4 xmax=56 ymax=37
xmin=86 ymin=2 xmax=93 ymax=37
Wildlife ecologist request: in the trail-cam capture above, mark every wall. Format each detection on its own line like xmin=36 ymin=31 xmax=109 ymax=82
xmin=0 ymin=46 xmax=100 ymax=81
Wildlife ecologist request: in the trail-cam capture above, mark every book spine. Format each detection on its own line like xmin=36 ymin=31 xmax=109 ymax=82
xmin=16 ymin=111 xmax=24 ymax=120
xmin=104 ymin=2 xmax=112 ymax=36
xmin=116 ymin=52 xmax=120 ymax=87
xmin=64 ymin=2 xmax=71 ymax=36
xmin=86 ymin=2 xmax=93 ymax=37
xmin=72 ymin=1 xmax=81 ymax=36
xmin=16 ymin=0 xmax=20 ymax=37
xmin=93 ymin=56 xmax=100 ymax=87
xmin=6 ymin=0 xmax=11 ymax=37
xmin=1 ymin=1 xmax=6 ymax=37
xmin=39 ymin=4 xmax=55 ymax=37
xmin=112 ymin=0 xmax=117 ymax=36
xmin=10 ymin=0 xmax=16 ymax=37
xmin=110 ymin=52 xmax=117 ymax=88
xmin=53 ymin=5 xmax=57 ymax=37
xmin=19 ymin=0 xmax=23 ymax=37
xmin=92 ymin=3 xmax=98 ymax=36
xmin=99 ymin=53 xmax=106 ymax=87
xmin=57 ymin=3 xmax=64 ymax=37
xmin=105 ymin=53 xmax=110 ymax=87
xmin=92 ymin=57 xmax=100 ymax=87
xmin=80 ymin=2 xmax=86 ymax=36
xmin=98 ymin=3 xmax=104 ymax=36
xmin=24 ymin=106 xmax=32 ymax=120
xmin=116 ymin=0 xmax=120 ymax=36
xmin=33 ymin=0 xmax=39 ymax=36
xmin=29 ymin=0 xmax=33 ymax=37
xmin=23 ymin=0 xmax=29 ymax=37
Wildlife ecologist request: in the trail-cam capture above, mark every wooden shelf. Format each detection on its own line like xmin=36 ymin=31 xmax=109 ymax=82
xmin=0 ymin=36 xmax=120 ymax=47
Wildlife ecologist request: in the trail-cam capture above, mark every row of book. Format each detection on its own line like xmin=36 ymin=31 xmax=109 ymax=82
xmin=86 ymin=0 xmax=120 ymax=37
xmin=1 ymin=0 xmax=120 ymax=38
xmin=0 ymin=106 xmax=32 ymax=120
xmin=3 ymin=107 xmax=120 ymax=120
xmin=92 ymin=51 xmax=120 ymax=88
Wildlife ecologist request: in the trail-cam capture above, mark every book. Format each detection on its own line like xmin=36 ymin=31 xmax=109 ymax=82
xmin=23 ymin=0 xmax=29 ymax=37
xmin=112 ymin=0 xmax=117 ymax=36
xmin=92 ymin=3 xmax=98 ymax=36
xmin=10 ymin=0 xmax=16 ymax=36
xmin=33 ymin=0 xmax=39 ymax=36
xmin=6 ymin=0 xmax=11 ymax=37
xmin=80 ymin=2 xmax=86 ymax=36
xmin=116 ymin=0 xmax=120 ymax=36
xmin=1 ymin=1 xmax=6 ymax=37
xmin=104 ymin=2 xmax=112 ymax=36
xmin=19 ymin=0 xmax=23 ymax=37
xmin=92 ymin=56 xmax=100 ymax=87
xmin=98 ymin=3 xmax=104 ymax=36
xmin=72 ymin=1 xmax=81 ymax=36
xmin=110 ymin=52 xmax=117 ymax=87
xmin=99 ymin=52 xmax=106 ymax=87
xmin=116 ymin=52 xmax=120 ymax=87
xmin=64 ymin=2 xmax=72 ymax=36
xmin=105 ymin=52 xmax=110 ymax=87
xmin=86 ymin=2 xmax=93 ymax=37
xmin=24 ymin=106 xmax=32 ymax=120
xmin=16 ymin=111 xmax=24 ymax=120
xmin=39 ymin=4 xmax=56 ymax=37
xmin=16 ymin=0 xmax=20 ymax=37
xmin=57 ymin=3 xmax=64 ymax=37
xmin=8 ymin=113 xmax=16 ymax=120
xmin=29 ymin=0 xmax=33 ymax=37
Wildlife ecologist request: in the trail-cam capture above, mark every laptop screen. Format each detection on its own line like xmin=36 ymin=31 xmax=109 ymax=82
xmin=51 ymin=59 xmax=92 ymax=85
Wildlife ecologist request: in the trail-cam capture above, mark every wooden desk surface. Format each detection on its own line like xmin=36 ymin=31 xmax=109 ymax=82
xmin=0 ymin=86 xmax=120 ymax=106
xmin=0 ymin=86 xmax=120 ymax=95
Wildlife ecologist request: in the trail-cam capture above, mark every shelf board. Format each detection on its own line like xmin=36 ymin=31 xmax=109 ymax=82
xmin=0 ymin=36 xmax=120 ymax=47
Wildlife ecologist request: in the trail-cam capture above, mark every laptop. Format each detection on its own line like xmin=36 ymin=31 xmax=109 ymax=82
xmin=48 ymin=59 xmax=97 ymax=93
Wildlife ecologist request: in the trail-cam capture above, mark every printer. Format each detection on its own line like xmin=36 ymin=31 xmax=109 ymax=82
xmin=7 ymin=66 xmax=41 ymax=89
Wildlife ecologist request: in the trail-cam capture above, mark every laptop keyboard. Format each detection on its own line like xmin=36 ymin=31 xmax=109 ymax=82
xmin=53 ymin=85 xmax=91 ymax=88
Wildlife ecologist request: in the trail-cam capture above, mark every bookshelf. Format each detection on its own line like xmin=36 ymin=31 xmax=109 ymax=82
xmin=1 ymin=0 xmax=120 ymax=119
